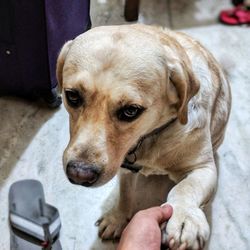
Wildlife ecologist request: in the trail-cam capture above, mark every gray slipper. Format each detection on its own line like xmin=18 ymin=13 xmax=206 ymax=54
xmin=9 ymin=180 xmax=62 ymax=250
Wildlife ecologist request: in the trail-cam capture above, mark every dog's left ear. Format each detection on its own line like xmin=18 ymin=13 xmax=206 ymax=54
xmin=56 ymin=40 xmax=73 ymax=92
xmin=168 ymin=59 xmax=200 ymax=124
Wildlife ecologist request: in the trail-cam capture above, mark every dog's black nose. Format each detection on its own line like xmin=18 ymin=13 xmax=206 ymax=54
xmin=66 ymin=161 xmax=100 ymax=186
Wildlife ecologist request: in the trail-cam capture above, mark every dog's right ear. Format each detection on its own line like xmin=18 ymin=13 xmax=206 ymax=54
xmin=56 ymin=40 xmax=73 ymax=93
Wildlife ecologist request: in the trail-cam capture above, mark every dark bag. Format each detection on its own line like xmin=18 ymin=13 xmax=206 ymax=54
xmin=0 ymin=0 xmax=91 ymax=106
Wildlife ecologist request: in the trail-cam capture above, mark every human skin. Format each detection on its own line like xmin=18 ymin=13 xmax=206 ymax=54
xmin=117 ymin=205 xmax=173 ymax=250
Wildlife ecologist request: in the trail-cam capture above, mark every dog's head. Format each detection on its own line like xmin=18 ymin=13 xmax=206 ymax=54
xmin=57 ymin=25 xmax=199 ymax=187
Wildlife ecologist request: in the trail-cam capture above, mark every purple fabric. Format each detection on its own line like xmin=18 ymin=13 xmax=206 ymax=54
xmin=0 ymin=0 xmax=91 ymax=98
xmin=44 ymin=0 xmax=91 ymax=90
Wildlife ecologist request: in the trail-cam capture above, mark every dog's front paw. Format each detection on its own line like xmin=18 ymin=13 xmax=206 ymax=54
xmin=162 ymin=205 xmax=209 ymax=250
xmin=96 ymin=210 xmax=130 ymax=240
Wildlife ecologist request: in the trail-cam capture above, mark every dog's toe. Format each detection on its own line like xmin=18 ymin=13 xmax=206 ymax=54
xmin=162 ymin=206 xmax=209 ymax=250
xmin=97 ymin=211 xmax=130 ymax=240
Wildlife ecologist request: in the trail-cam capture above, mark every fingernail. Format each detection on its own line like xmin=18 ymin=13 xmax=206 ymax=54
xmin=179 ymin=242 xmax=187 ymax=250
xmin=161 ymin=203 xmax=173 ymax=211
xmin=161 ymin=203 xmax=169 ymax=208
xmin=169 ymin=238 xmax=175 ymax=248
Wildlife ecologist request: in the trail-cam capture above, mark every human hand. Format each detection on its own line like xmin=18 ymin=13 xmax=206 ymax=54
xmin=117 ymin=205 xmax=173 ymax=250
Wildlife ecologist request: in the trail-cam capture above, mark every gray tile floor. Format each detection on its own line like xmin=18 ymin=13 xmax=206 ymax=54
xmin=1 ymin=1 xmax=250 ymax=250
xmin=90 ymin=0 xmax=231 ymax=28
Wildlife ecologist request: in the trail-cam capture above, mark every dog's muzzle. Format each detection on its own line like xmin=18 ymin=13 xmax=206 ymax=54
xmin=66 ymin=161 xmax=101 ymax=187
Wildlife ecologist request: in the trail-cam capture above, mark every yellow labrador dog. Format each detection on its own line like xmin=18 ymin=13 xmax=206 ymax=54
xmin=57 ymin=24 xmax=231 ymax=250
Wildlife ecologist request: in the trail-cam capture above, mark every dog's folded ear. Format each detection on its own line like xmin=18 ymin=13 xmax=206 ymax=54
xmin=168 ymin=59 xmax=200 ymax=125
xmin=56 ymin=40 xmax=73 ymax=93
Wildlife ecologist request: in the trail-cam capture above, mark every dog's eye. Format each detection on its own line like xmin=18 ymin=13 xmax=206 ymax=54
xmin=64 ymin=89 xmax=83 ymax=108
xmin=117 ymin=105 xmax=145 ymax=122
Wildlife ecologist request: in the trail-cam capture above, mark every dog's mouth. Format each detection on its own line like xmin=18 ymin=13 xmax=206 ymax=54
xmin=68 ymin=177 xmax=96 ymax=187
xmin=65 ymin=161 xmax=102 ymax=187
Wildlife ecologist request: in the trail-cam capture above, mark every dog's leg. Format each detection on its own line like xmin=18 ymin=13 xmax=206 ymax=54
xmin=97 ymin=171 xmax=137 ymax=240
xmin=162 ymin=160 xmax=217 ymax=250
xmin=97 ymin=171 xmax=174 ymax=240
xmin=132 ymin=173 xmax=175 ymax=213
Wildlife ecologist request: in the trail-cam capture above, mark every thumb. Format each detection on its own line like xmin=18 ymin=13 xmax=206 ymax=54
xmin=158 ymin=204 xmax=173 ymax=223
xmin=144 ymin=205 xmax=173 ymax=224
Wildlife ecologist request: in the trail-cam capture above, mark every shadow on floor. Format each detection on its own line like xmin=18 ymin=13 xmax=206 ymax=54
xmin=0 ymin=96 xmax=57 ymax=188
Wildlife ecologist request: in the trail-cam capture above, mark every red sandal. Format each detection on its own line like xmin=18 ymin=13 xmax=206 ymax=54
xmin=219 ymin=4 xmax=250 ymax=25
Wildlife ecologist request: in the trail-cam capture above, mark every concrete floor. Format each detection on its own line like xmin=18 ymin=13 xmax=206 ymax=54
xmin=0 ymin=0 xmax=250 ymax=249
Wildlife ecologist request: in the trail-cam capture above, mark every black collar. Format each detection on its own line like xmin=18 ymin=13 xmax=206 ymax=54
xmin=121 ymin=117 xmax=177 ymax=173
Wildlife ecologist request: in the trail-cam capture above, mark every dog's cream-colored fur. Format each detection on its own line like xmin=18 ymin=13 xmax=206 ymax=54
xmin=57 ymin=24 xmax=231 ymax=250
